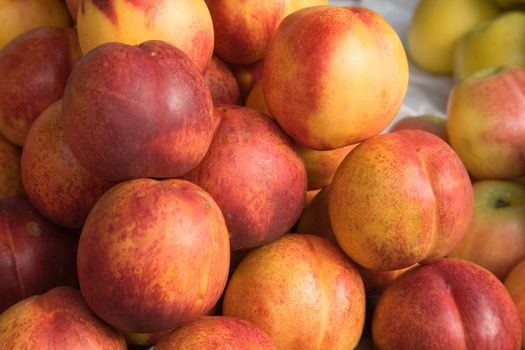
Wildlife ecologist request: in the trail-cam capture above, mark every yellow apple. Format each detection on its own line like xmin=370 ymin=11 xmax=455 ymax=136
xmin=407 ymin=0 xmax=498 ymax=74
xmin=448 ymin=180 xmax=525 ymax=280
xmin=447 ymin=66 xmax=525 ymax=179
xmin=454 ymin=11 xmax=525 ymax=80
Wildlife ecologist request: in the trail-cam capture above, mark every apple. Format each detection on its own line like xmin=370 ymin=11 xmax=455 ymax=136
xmin=222 ymin=234 xmax=366 ymax=350
xmin=407 ymin=0 xmax=498 ymax=75
xmin=504 ymin=258 xmax=525 ymax=346
xmin=0 ymin=286 xmax=126 ymax=349
xmin=372 ymin=258 xmax=522 ymax=349
xmin=454 ymin=11 xmax=525 ymax=80
xmin=245 ymin=80 xmax=272 ymax=117
xmin=447 ymin=66 xmax=525 ymax=179
xmin=184 ymin=105 xmax=306 ymax=251
xmin=0 ymin=197 xmax=77 ymax=313
xmin=0 ymin=27 xmax=81 ymax=146
xmin=155 ymin=316 xmax=278 ymax=350
xmin=389 ymin=114 xmax=448 ymax=143
xmin=0 ymin=133 xmax=23 ymax=198
xmin=329 ymin=129 xmax=473 ymax=271
xmin=263 ymin=6 xmax=408 ymax=150
xmin=21 ymin=100 xmax=113 ymax=229
xmin=204 ymin=55 xmax=241 ymax=106
xmin=205 ymin=0 xmax=327 ymax=65
xmin=76 ymin=0 xmax=213 ymax=72
xmin=0 ymin=0 xmax=71 ymax=49
xmin=62 ymin=40 xmax=216 ymax=182
xmin=77 ymin=178 xmax=230 ymax=333
xmin=228 ymin=59 xmax=265 ymax=102
xmin=448 ymin=180 xmax=525 ymax=280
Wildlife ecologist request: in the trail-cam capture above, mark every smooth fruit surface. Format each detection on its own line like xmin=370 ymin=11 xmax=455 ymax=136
xmin=77 ymin=179 xmax=230 ymax=333
xmin=407 ymin=0 xmax=498 ymax=74
xmin=263 ymin=5 xmax=408 ymax=150
xmin=449 ymin=180 xmax=525 ymax=280
xmin=372 ymin=259 xmax=522 ymax=349
xmin=223 ymin=234 xmax=366 ymax=350
xmin=0 ymin=286 xmax=126 ymax=350
xmin=62 ymin=40 xmax=216 ymax=182
xmin=454 ymin=11 xmax=525 ymax=80
xmin=77 ymin=0 xmax=213 ymax=72
xmin=447 ymin=66 xmax=525 ymax=179
xmin=330 ymin=129 xmax=473 ymax=270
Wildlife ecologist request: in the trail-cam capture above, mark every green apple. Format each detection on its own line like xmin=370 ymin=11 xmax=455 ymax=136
xmin=407 ymin=0 xmax=499 ymax=74
xmin=448 ymin=180 xmax=525 ymax=280
xmin=454 ymin=11 xmax=525 ymax=80
xmin=447 ymin=66 xmax=525 ymax=179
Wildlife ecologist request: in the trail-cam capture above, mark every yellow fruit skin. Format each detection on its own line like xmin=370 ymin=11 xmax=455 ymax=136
xmin=407 ymin=0 xmax=498 ymax=75
xmin=0 ymin=0 xmax=71 ymax=49
xmin=454 ymin=11 xmax=525 ymax=80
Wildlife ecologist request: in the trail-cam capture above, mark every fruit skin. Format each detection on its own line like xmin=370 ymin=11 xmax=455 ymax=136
xmin=244 ymin=82 xmax=357 ymax=191
xmin=448 ymin=180 xmax=525 ymax=280
xmin=0 ymin=134 xmax=23 ymax=198
xmin=329 ymin=129 xmax=473 ymax=271
xmin=223 ymin=234 xmax=366 ymax=350
xmin=0 ymin=198 xmax=77 ymax=313
xmin=0 ymin=0 xmax=71 ymax=49
xmin=62 ymin=40 xmax=216 ymax=182
xmin=0 ymin=286 xmax=127 ymax=350
xmin=296 ymin=186 xmax=336 ymax=242
xmin=504 ymin=258 xmax=525 ymax=347
xmin=155 ymin=316 xmax=278 ymax=350
xmin=77 ymin=178 xmax=230 ymax=333
xmin=66 ymin=0 xmax=80 ymax=21
xmin=299 ymin=143 xmax=357 ymax=190
xmin=389 ymin=114 xmax=448 ymax=143
xmin=245 ymin=80 xmax=272 ymax=116
xmin=205 ymin=0 xmax=327 ymax=65
xmin=0 ymin=27 xmax=81 ymax=146
xmin=358 ymin=266 xmax=413 ymax=297
xmin=407 ymin=0 xmax=498 ymax=75
xmin=21 ymin=100 xmax=113 ymax=229
xmin=184 ymin=105 xmax=306 ymax=251
xmin=372 ymin=258 xmax=522 ymax=349
xmin=263 ymin=6 xmax=408 ymax=150
xmin=454 ymin=11 xmax=525 ymax=80
xmin=204 ymin=55 xmax=241 ymax=106
xmin=77 ymin=0 xmax=213 ymax=72
xmin=447 ymin=66 xmax=525 ymax=179
xmin=228 ymin=59 xmax=265 ymax=102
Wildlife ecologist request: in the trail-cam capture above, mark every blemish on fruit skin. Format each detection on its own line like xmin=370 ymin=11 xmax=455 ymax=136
xmin=87 ymin=0 xmax=161 ymax=26
xmin=26 ymin=222 xmax=40 ymax=237
xmin=89 ymin=0 xmax=118 ymax=25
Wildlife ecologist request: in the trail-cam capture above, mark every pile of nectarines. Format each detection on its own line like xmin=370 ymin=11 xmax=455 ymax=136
xmin=0 ymin=0 xmax=524 ymax=349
